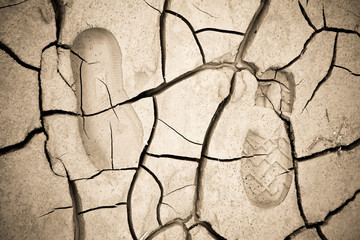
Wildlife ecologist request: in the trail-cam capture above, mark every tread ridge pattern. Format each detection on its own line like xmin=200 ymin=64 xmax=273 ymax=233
xmin=241 ymin=125 xmax=293 ymax=208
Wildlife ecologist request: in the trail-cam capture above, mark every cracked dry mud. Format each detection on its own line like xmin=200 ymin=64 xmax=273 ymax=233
xmin=0 ymin=0 xmax=359 ymax=239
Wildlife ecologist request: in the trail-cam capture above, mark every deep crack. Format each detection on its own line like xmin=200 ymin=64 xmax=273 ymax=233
xmin=301 ymin=32 xmax=338 ymax=113
xmin=194 ymin=71 xmax=237 ymax=221
xmin=165 ymin=10 xmax=206 ymax=64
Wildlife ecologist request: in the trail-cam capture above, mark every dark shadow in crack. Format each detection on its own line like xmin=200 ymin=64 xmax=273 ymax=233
xmin=0 ymin=41 xmax=40 ymax=71
xmin=165 ymin=9 xmax=206 ymax=64
xmin=194 ymin=71 xmax=236 ymax=221
xmin=0 ymin=0 xmax=28 ymax=9
xmin=127 ymin=97 xmax=159 ymax=240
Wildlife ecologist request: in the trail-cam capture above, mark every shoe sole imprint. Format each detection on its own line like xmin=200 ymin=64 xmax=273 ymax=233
xmin=71 ymin=28 xmax=143 ymax=170
xmin=241 ymin=126 xmax=293 ymax=208
xmin=242 ymin=70 xmax=295 ymax=208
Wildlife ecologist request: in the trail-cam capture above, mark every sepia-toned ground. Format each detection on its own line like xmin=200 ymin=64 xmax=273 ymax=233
xmin=0 ymin=0 xmax=359 ymax=239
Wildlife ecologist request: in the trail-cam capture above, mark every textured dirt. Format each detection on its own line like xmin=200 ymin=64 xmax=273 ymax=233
xmin=0 ymin=0 xmax=359 ymax=239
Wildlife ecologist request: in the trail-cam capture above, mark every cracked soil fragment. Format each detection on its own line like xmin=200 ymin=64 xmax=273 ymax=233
xmin=40 ymin=46 xmax=77 ymax=112
xmin=291 ymin=63 xmax=360 ymax=157
xmin=80 ymin=206 xmax=132 ymax=240
xmin=0 ymin=134 xmax=73 ymax=239
xmin=162 ymin=12 xmax=204 ymax=82
xmin=298 ymin=145 xmax=360 ymax=224
xmin=243 ymin=0 xmax=314 ymax=73
xmin=0 ymin=49 xmax=41 ymax=149
xmin=321 ymin=190 xmax=360 ymax=239
xmin=0 ymin=0 xmax=56 ymax=68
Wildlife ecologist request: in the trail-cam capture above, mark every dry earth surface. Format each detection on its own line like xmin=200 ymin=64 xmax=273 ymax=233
xmin=0 ymin=0 xmax=359 ymax=239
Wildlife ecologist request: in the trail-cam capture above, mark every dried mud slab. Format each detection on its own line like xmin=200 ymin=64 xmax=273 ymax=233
xmin=40 ymin=46 xmax=77 ymax=112
xmin=287 ymin=31 xmax=360 ymax=157
xmin=155 ymin=68 xmax=232 ymax=149
xmin=0 ymin=49 xmax=41 ymax=149
xmin=243 ymin=0 xmax=314 ymax=73
xmin=163 ymin=13 xmax=203 ymax=82
xmin=298 ymin=146 xmax=360 ymax=224
xmin=144 ymin=155 xmax=197 ymax=224
xmin=167 ymin=0 xmax=258 ymax=64
xmin=321 ymin=191 xmax=360 ymax=239
xmin=292 ymin=66 xmax=360 ymax=157
xmin=168 ymin=0 xmax=259 ymax=33
xmin=336 ymin=33 xmax=360 ymax=75
xmin=0 ymin=0 xmax=56 ymax=68
xmin=207 ymin=70 xmax=258 ymax=159
xmin=197 ymin=31 xmax=242 ymax=63
xmin=0 ymin=134 xmax=73 ymax=239
xmin=80 ymin=206 xmax=132 ymax=240
xmin=148 ymin=118 xmax=202 ymax=158
xmin=299 ymin=0 xmax=360 ymax=31
xmin=44 ymin=114 xmax=99 ymax=179
xmin=74 ymin=169 xmax=135 ymax=213
xmin=129 ymin=166 xmax=162 ymax=239
xmin=131 ymin=98 xmax=155 ymax=148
